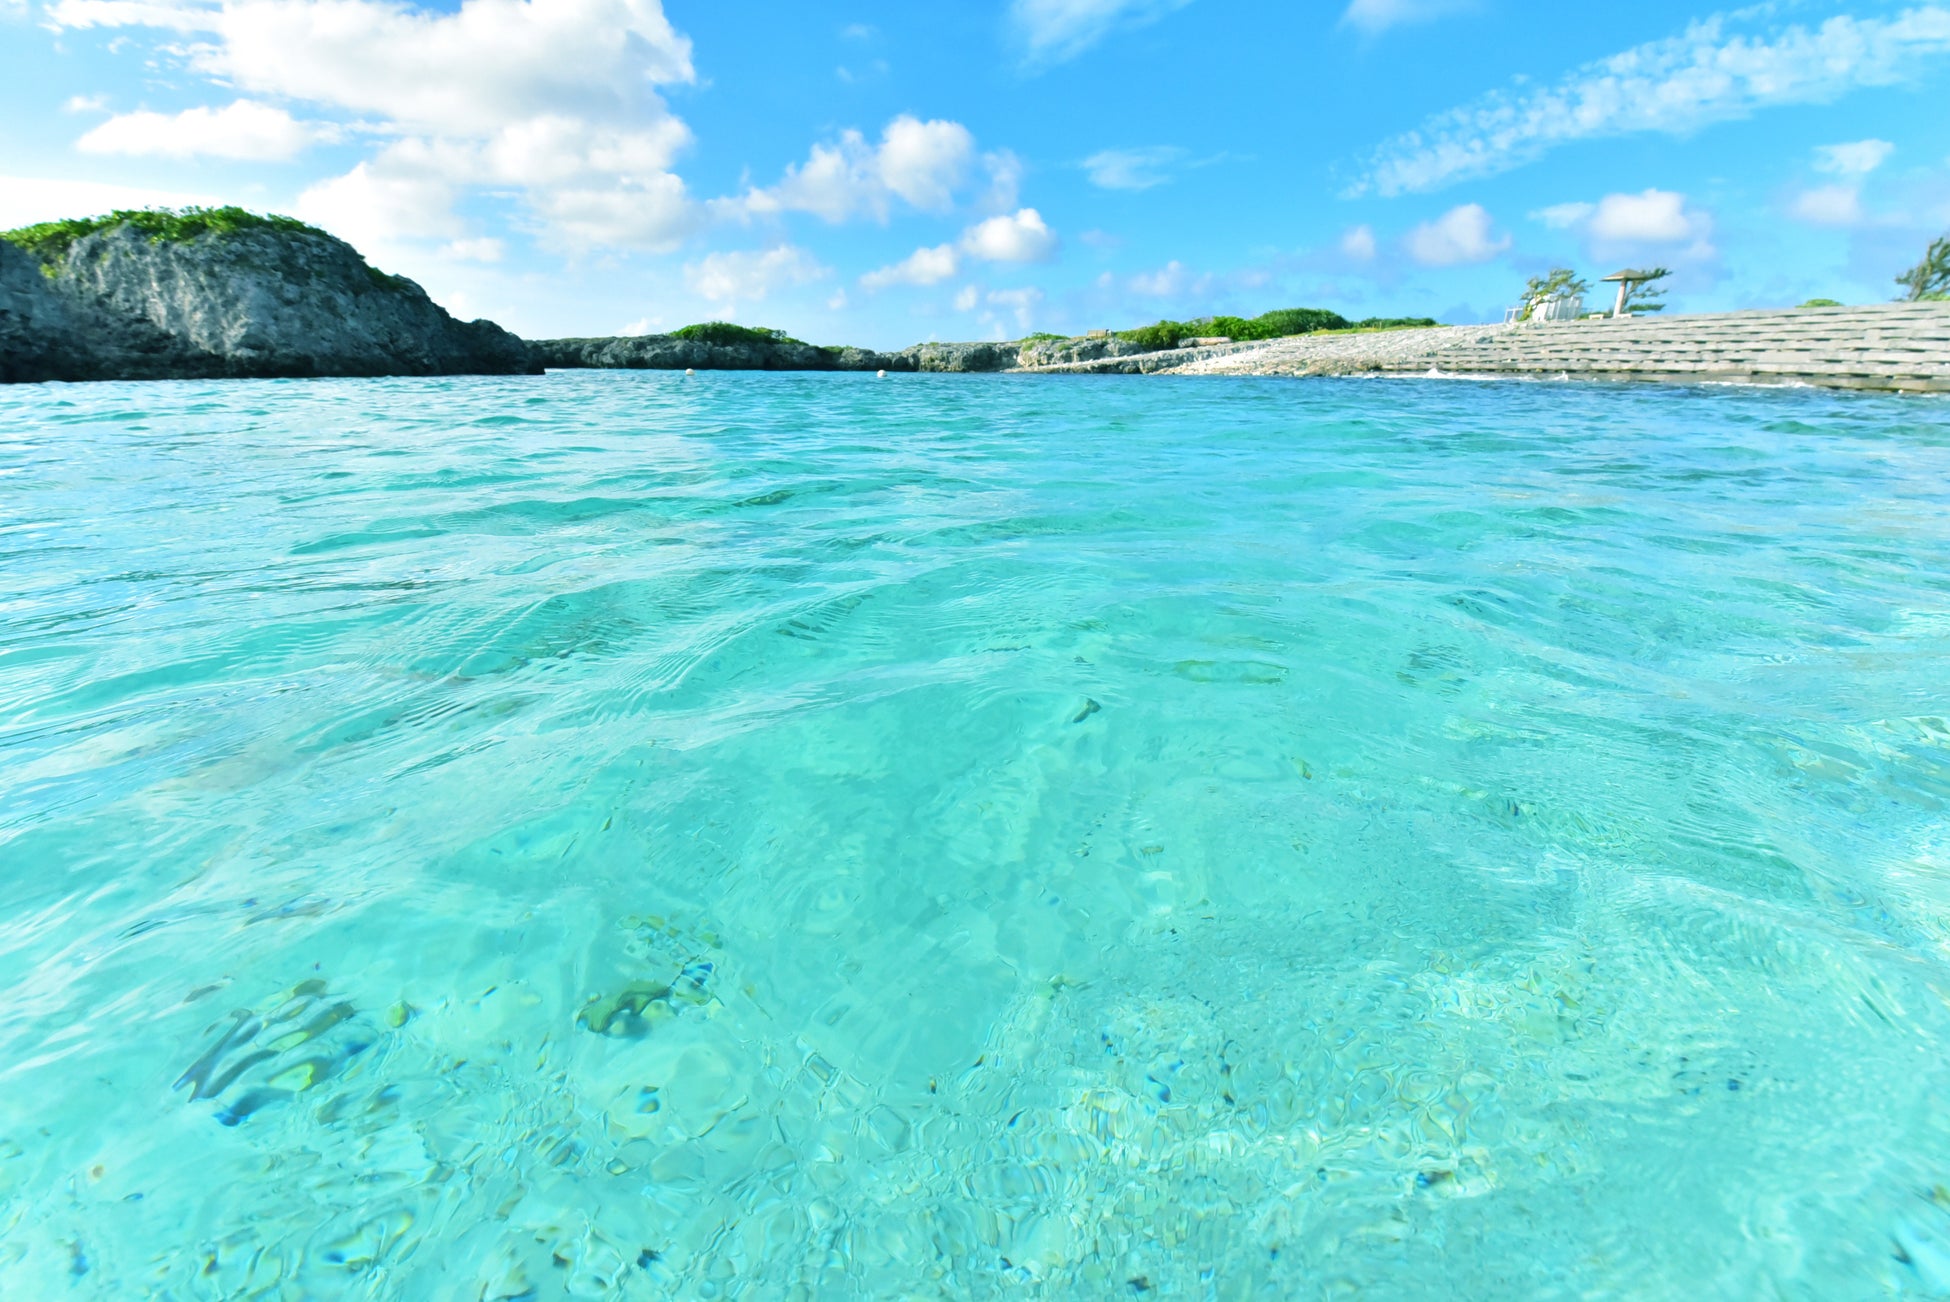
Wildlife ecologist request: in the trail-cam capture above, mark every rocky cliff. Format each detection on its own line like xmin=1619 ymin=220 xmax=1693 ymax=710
xmin=1 ymin=210 xmax=535 ymax=382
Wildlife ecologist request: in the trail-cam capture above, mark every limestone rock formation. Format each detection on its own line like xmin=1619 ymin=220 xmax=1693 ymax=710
xmin=1 ymin=213 xmax=535 ymax=383
xmin=534 ymin=335 xmax=1029 ymax=373
xmin=1016 ymin=335 xmax=1154 ymax=368
xmin=890 ymin=340 xmax=1023 ymax=372
xmin=531 ymin=335 xmax=908 ymax=372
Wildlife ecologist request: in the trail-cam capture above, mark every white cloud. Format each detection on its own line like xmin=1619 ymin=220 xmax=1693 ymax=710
xmin=742 ymin=115 xmax=975 ymax=223
xmin=0 ymin=175 xmax=218 ymax=230
xmin=961 ymin=207 xmax=1058 ymax=263
xmin=954 ymin=285 xmax=980 ymax=311
xmin=1533 ymin=201 xmax=1596 ymax=229
xmin=860 ymin=208 xmax=1057 ymax=293
xmin=1341 ymin=0 xmax=1468 ymax=36
xmin=1130 ymin=260 xmax=1190 ymax=296
xmin=295 ymin=162 xmax=464 ymax=257
xmin=1790 ymin=185 xmax=1864 ymax=227
xmin=1536 ymin=189 xmax=1717 ymax=261
xmin=1789 ymin=140 xmax=1895 ymax=229
xmin=441 ymin=237 xmax=505 ymax=263
xmin=1083 ymin=146 xmax=1184 ymax=191
xmin=684 ymin=245 xmax=827 ymax=309
xmin=47 ymin=0 xmax=217 ymax=32
xmin=985 ymin=287 xmax=1043 ymax=331
xmin=1352 ymin=6 xmax=1950 ymax=195
xmin=861 ymin=243 xmax=960 ymax=290
xmin=1340 ymin=224 xmax=1378 ymax=261
xmin=525 ymin=173 xmax=698 ymax=251
xmin=1404 ymin=203 xmax=1509 ymax=265
xmin=1813 ymin=138 xmax=1894 ymax=176
xmin=981 ymin=150 xmax=1024 ymax=212
xmin=1587 ymin=190 xmax=1697 ymax=244
xmin=63 ymin=94 xmax=110 ymax=113
xmin=1010 ymin=0 xmax=1193 ymax=65
xmin=49 ymin=0 xmax=701 ymax=252
xmin=77 ymin=99 xmax=333 ymax=160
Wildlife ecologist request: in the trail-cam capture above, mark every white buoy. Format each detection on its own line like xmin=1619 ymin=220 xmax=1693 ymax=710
xmin=685 ymin=368 xmax=694 ymax=376
xmin=876 ymin=369 xmax=887 ymax=378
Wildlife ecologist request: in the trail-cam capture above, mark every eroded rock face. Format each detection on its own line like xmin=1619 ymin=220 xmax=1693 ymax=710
xmin=2 ymin=223 xmax=536 ymax=383
xmin=892 ymin=340 xmax=1023 ymax=372
xmin=531 ymin=335 xmax=911 ymax=372
xmin=1016 ymin=335 xmax=1153 ymax=368
xmin=533 ymin=336 xmax=1031 ymax=373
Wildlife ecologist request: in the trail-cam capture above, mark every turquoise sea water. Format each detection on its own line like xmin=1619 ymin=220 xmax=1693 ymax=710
xmin=3 ymin=371 xmax=1950 ymax=1298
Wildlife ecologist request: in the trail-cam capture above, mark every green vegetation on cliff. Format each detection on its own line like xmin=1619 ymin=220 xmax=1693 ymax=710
xmin=669 ymin=322 xmax=807 ymax=347
xmin=2 ymin=206 xmax=324 ymax=266
xmin=1113 ymin=307 xmax=1439 ymax=351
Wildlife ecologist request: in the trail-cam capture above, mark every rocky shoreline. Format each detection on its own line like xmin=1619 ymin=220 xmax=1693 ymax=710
xmin=8 ymin=212 xmax=1947 ymax=392
xmin=531 ymin=336 xmax=1020 ymax=373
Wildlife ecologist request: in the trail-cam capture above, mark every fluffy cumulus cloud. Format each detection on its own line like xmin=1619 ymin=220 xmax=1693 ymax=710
xmin=742 ymin=116 xmax=978 ymax=224
xmin=859 ymin=209 xmax=1057 ymax=292
xmin=1341 ymin=0 xmax=1469 ymax=36
xmin=860 ymin=243 xmax=960 ymax=290
xmin=49 ymin=0 xmax=703 ymax=251
xmin=1009 ymin=0 xmax=1194 ymax=66
xmin=77 ymin=98 xmax=333 ymax=160
xmin=1352 ymin=6 xmax=1950 ymax=195
xmin=1404 ymin=203 xmax=1509 ymax=265
xmin=683 ymin=244 xmax=828 ymax=312
xmin=1536 ymin=189 xmax=1717 ymax=261
xmin=961 ymin=208 xmax=1058 ymax=262
xmin=1083 ymin=146 xmax=1185 ymax=191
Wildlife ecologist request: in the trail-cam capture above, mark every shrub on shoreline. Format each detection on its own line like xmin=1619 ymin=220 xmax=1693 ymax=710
xmin=669 ymin=322 xmax=808 ymax=347
xmin=1113 ymin=309 xmax=1436 ymax=350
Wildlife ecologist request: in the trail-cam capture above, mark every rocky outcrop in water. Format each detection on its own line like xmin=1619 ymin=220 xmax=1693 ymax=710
xmin=533 ymin=334 xmax=1029 ymax=373
xmin=892 ymin=340 xmax=1023 ymax=372
xmin=1 ymin=214 xmax=535 ymax=383
xmin=1016 ymin=335 xmax=1155 ymax=368
xmin=532 ymin=334 xmax=906 ymax=372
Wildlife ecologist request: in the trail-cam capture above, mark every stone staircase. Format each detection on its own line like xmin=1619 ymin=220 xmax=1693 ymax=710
xmin=1373 ymin=302 xmax=1950 ymax=393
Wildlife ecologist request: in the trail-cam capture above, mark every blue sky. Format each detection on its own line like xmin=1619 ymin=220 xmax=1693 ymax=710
xmin=3 ymin=0 xmax=1949 ymax=346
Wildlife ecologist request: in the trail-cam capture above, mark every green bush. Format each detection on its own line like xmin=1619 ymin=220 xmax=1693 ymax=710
xmin=1798 ymin=298 xmax=1843 ymax=308
xmin=1 ymin=206 xmax=323 ymax=265
xmin=1352 ymin=316 xmax=1438 ymax=330
xmin=1114 ymin=306 xmax=1354 ymax=350
xmin=669 ymin=322 xmax=806 ymax=347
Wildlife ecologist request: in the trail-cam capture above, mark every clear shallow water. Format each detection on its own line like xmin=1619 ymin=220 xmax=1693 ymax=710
xmin=3 ymin=371 xmax=1950 ymax=1298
